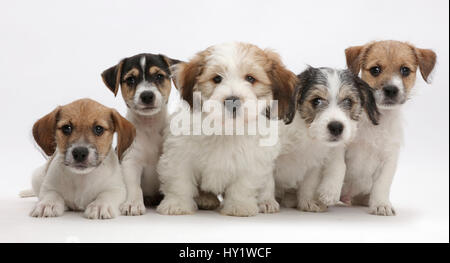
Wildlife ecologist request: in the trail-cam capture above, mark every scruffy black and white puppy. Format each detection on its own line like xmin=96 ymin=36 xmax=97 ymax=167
xmin=342 ymin=40 xmax=437 ymax=215
xmin=275 ymin=67 xmax=379 ymax=212
xmin=156 ymin=42 xmax=297 ymax=217
xmin=102 ymin=53 xmax=180 ymax=215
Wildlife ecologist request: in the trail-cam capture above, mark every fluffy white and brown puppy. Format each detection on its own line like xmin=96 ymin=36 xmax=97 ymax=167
xmin=275 ymin=67 xmax=379 ymax=212
xmin=342 ymin=40 xmax=437 ymax=215
xmin=102 ymin=53 xmax=180 ymax=215
xmin=29 ymin=98 xmax=135 ymax=219
xmin=156 ymin=42 xmax=297 ymax=217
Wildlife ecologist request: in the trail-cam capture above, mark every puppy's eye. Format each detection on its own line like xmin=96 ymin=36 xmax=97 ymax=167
xmin=311 ymin=98 xmax=324 ymax=108
xmin=156 ymin=74 xmax=165 ymax=81
xmin=212 ymin=75 xmax=222 ymax=84
xmin=245 ymin=75 xmax=256 ymax=84
xmin=93 ymin=125 xmax=104 ymax=136
xmin=369 ymin=66 xmax=382 ymax=77
xmin=342 ymin=98 xmax=353 ymax=108
xmin=400 ymin=66 xmax=411 ymax=77
xmin=125 ymin=76 xmax=136 ymax=85
xmin=61 ymin=125 xmax=72 ymax=135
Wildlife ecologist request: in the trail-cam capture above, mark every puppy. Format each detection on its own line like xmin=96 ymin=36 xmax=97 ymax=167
xmin=156 ymin=42 xmax=297 ymax=217
xmin=342 ymin=40 xmax=437 ymax=215
xmin=275 ymin=67 xmax=379 ymax=212
xmin=30 ymin=98 xmax=135 ymax=219
xmin=102 ymin=53 xmax=180 ymax=215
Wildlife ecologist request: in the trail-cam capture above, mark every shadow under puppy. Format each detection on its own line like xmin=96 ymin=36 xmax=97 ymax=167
xmin=102 ymin=53 xmax=181 ymax=216
xmin=157 ymin=42 xmax=297 ymax=216
xmin=342 ymin=40 xmax=437 ymax=215
xmin=30 ymin=98 xmax=135 ymax=219
xmin=275 ymin=67 xmax=379 ymax=212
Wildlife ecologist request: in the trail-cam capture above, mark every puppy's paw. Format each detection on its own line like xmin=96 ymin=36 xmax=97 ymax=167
xmin=195 ymin=193 xmax=220 ymax=210
xmin=298 ymin=199 xmax=327 ymax=213
xmin=30 ymin=201 xmax=64 ymax=218
xmin=317 ymin=188 xmax=340 ymax=206
xmin=258 ymin=199 xmax=280 ymax=213
xmin=156 ymin=197 xmax=196 ymax=215
xmin=120 ymin=200 xmax=146 ymax=216
xmin=220 ymin=200 xmax=259 ymax=217
xmin=85 ymin=202 xmax=118 ymax=219
xmin=369 ymin=204 xmax=396 ymax=216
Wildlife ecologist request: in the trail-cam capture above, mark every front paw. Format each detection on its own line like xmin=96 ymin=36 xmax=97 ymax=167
xmin=156 ymin=197 xmax=196 ymax=215
xmin=120 ymin=200 xmax=146 ymax=216
xmin=85 ymin=202 xmax=118 ymax=219
xmin=220 ymin=200 xmax=259 ymax=217
xmin=30 ymin=201 xmax=64 ymax=218
xmin=258 ymin=199 xmax=280 ymax=213
xmin=298 ymin=199 xmax=327 ymax=212
xmin=317 ymin=187 xmax=341 ymax=206
xmin=369 ymin=204 xmax=396 ymax=216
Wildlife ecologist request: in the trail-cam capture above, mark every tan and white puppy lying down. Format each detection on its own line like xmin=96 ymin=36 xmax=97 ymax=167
xmin=343 ymin=40 xmax=437 ymax=215
xmin=29 ymin=98 xmax=135 ymax=219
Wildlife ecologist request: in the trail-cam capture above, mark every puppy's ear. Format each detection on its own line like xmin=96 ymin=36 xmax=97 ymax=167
xmin=159 ymin=54 xmax=183 ymax=70
xmin=172 ymin=53 xmax=205 ymax=107
xmin=414 ymin=48 xmax=437 ymax=83
xmin=265 ymin=50 xmax=297 ymax=124
xmin=101 ymin=60 xmax=124 ymax=96
xmin=345 ymin=45 xmax=364 ymax=76
xmin=32 ymin=107 xmax=61 ymax=156
xmin=353 ymin=75 xmax=380 ymax=125
xmin=111 ymin=110 xmax=136 ymax=162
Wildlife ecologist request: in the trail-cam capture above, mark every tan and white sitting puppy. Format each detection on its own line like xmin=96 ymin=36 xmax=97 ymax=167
xmin=29 ymin=98 xmax=135 ymax=219
xmin=343 ymin=40 xmax=437 ymax=215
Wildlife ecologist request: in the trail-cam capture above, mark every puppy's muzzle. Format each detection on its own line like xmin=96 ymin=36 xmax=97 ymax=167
xmin=72 ymin=146 xmax=89 ymax=163
xmin=140 ymin=91 xmax=155 ymax=106
xmin=327 ymin=121 xmax=344 ymax=137
xmin=224 ymin=96 xmax=241 ymax=118
xmin=383 ymin=85 xmax=399 ymax=100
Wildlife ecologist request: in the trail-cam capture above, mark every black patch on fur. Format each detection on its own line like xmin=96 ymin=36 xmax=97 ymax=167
xmin=351 ymin=72 xmax=380 ymax=125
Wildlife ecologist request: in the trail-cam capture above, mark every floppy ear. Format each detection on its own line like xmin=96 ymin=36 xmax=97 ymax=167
xmin=172 ymin=54 xmax=205 ymax=108
xmin=111 ymin=110 xmax=136 ymax=162
xmin=353 ymin=75 xmax=380 ymax=125
xmin=159 ymin=54 xmax=183 ymax=70
xmin=414 ymin=48 xmax=437 ymax=83
xmin=32 ymin=107 xmax=61 ymax=156
xmin=101 ymin=60 xmax=124 ymax=96
xmin=345 ymin=45 xmax=364 ymax=76
xmin=284 ymin=67 xmax=316 ymax=124
xmin=265 ymin=50 xmax=298 ymax=124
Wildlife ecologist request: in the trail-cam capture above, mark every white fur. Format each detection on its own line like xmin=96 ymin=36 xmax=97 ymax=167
xmin=342 ymin=108 xmax=402 ymax=216
xmin=30 ymin=149 xmax=126 ymax=219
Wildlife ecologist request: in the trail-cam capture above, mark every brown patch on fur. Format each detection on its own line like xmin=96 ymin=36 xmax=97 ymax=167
xmin=345 ymin=40 xmax=437 ymax=93
xmin=298 ymin=86 xmax=328 ymax=125
xmin=338 ymin=85 xmax=363 ymax=121
xmin=110 ymin=109 xmax=136 ymax=161
xmin=149 ymin=66 xmax=171 ymax=103
xmin=33 ymin=99 xmax=135 ymax=162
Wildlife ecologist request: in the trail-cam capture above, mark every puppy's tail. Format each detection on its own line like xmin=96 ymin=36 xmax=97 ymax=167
xmin=19 ymin=189 xmax=36 ymax=198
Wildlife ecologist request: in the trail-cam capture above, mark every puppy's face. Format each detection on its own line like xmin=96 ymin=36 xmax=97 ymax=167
xmin=293 ymin=67 xmax=379 ymax=145
xmin=33 ymin=99 xmax=135 ymax=174
xmin=346 ymin=40 xmax=436 ymax=109
xmin=173 ymin=42 xmax=297 ymax=123
xmin=102 ymin=53 xmax=181 ymax=116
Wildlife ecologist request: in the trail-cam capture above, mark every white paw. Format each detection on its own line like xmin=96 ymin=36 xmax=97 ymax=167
xmin=120 ymin=200 xmax=146 ymax=216
xmin=30 ymin=201 xmax=64 ymax=218
xmin=258 ymin=199 xmax=280 ymax=213
xmin=317 ymin=188 xmax=341 ymax=206
xmin=220 ymin=200 xmax=259 ymax=217
xmin=156 ymin=197 xmax=196 ymax=215
xmin=369 ymin=204 xmax=396 ymax=216
xmin=195 ymin=193 xmax=220 ymax=210
xmin=84 ymin=202 xmax=118 ymax=219
xmin=298 ymin=199 xmax=327 ymax=213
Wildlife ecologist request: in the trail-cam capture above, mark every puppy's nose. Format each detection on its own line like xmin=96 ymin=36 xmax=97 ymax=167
xmin=72 ymin=147 xmax=89 ymax=163
xmin=224 ymin=96 xmax=241 ymax=116
xmin=140 ymin=91 xmax=155 ymax=105
xmin=328 ymin=121 xmax=344 ymax=137
xmin=383 ymin=85 xmax=399 ymax=99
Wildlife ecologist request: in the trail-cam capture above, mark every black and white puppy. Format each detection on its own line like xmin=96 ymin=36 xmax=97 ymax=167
xmin=275 ymin=67 xmax=379 ymax=211
xmin=102 ymin=53 xmax=180 ymax=215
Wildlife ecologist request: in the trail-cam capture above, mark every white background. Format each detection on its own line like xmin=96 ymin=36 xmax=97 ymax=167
xmin=0 ymin=0 xmax=448 ymax=242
